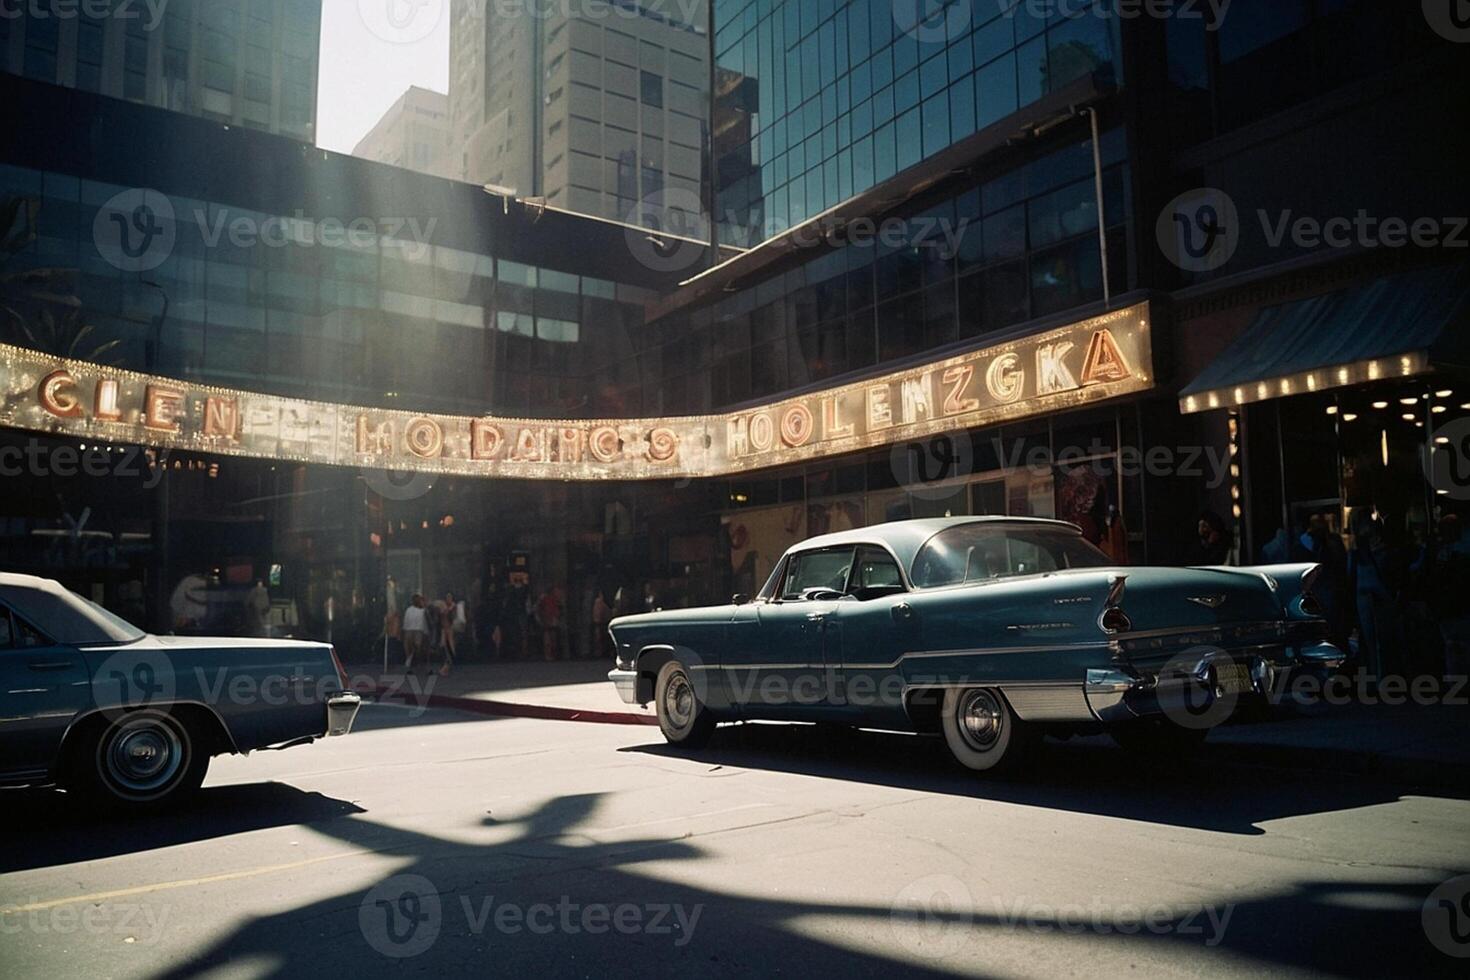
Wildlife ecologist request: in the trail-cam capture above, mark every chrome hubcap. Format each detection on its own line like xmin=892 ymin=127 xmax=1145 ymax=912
xmin=664 ymin=672 xmax=694 ymax=729
xmin=957 ymin=689 xmax=1004 ymax=751
xmin=104 ymin=718 xmax=184 ymax=795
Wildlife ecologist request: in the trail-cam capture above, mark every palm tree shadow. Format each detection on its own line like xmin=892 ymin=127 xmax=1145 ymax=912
xmin=152 ymin=786 xmax=1466 ymax=978
xmin=157 ymin=790 xmax=975 ymax=979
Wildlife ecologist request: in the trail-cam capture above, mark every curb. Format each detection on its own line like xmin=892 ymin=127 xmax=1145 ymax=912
xmin=368 ymin=685 xmax=659 ymax=726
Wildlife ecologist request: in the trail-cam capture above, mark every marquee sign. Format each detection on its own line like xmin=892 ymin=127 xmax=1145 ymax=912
xmin=0 ymin=302 xmax=1153 ymax=481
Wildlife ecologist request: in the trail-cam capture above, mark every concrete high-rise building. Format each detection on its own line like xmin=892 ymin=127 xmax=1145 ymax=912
xmin=353 ymin=86 xmax=454 ymax=178
xmin=448 ymin=0 xmax=709 ymax=226
xmin=0 ymin=0 xmax=321 ymax=143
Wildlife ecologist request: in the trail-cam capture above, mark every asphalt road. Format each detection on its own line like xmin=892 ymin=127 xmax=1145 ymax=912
xmin=3 ymin=704 xmax=1469 ymax=979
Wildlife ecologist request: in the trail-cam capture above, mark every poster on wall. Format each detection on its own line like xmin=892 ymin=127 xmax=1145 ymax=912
xmin=726 ymin=504 xmax=806 ymax=595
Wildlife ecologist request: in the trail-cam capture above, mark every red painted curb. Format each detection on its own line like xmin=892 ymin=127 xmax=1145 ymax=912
xmin=369 ymin=686 xmax=660 ymax=726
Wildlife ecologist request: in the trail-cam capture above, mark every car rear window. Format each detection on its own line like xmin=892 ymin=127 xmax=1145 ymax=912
xmin=0 ymin=584 xmax=146 ymax=644
xmin=912 ymin=524 xmax=1112 ymax=588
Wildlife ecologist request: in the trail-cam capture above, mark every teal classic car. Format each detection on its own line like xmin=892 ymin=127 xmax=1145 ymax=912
xmin=0 ymin=573 xmax=361 ymax=808
xmin=608 ymin=517 xmax=1342 ymax=773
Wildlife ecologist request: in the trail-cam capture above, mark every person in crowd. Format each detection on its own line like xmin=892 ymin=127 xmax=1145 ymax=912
xmin=642 ymin=582 xmax=660 ymax=613
xmin=592 ymin=589 xmax=613 ymax=660
xmin=504 ymin=580 xmax=529 ymax=659
xmin=1348 ymin=505 xmax=1400 ymax=678
xmin=402 ymin=593 xmax=428 ymax=673
xmin=1194 ymin=511 xmax=1231 ymax=565
xmin=537 ymin=587 xmax=563 ymax=661
xmin=1433 ymin=514 xmax=1470 ymax=677
xmin=1293 ymin=513 xmax=1351 ymax=651
xmin=483 ymin=580 xmax=504 ymax=660
xmin=245 ymin=580 xmax=271 ymax=637
xmin=434 ymin=591 xmax=457 ymax=676
xmin=1261 ymin=527 xmax=1291 ymax=564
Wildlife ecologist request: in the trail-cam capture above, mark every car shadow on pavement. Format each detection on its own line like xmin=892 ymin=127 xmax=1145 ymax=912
xmin=0 ymin=782 xmax=365 ymax=873
xmin=619 ymin=723 xmax=1470 ymax=836
xmin=141 ymin=789 xmax=1467 ymax=978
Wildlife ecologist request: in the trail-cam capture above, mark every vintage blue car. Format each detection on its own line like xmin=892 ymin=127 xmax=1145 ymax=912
xmin=0 ymin=573 xmax=361 ymax=808
xmin=608 ymin=517 xmax=1343 ymax=772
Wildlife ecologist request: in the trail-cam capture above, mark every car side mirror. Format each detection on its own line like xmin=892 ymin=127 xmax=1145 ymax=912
xmin=732 ymin=593 xmax=750 ymax=606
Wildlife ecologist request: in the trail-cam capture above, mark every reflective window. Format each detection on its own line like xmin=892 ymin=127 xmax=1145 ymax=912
xmin=911 ymin=524 xmax=1111 ymax=589
xmin=780 ymin=548 xmax=855 ymax=599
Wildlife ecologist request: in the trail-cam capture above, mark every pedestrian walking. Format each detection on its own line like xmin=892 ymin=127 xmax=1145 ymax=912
xmin=402 ymin=594 xmax=428 ymax=673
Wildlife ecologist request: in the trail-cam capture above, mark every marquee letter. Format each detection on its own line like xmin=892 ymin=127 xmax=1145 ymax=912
xmin=39 ymin=370 xmax=84 ymax=419
xmin=1035 ymin=341 xmax=1078 ymax=395
xmin=143 ymin=385 xmax=184 ymax=432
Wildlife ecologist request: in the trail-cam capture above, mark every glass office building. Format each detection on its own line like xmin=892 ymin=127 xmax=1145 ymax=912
xmin=712 ymin=0 xmax=1120 ymax=247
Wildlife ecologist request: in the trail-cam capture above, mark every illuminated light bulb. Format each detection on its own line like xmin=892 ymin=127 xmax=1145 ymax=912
xmin=1372 ymin=401 xmax=1388 ymax=409
xmin=1232 ymin=504 xmax=1243 ymax=519
xmin=1433 ymin=405 xmax=1447 ymax=414
xmin=1400 ymin=397 xmax=1418 ymax=405
xmin=1381 ymin=431 xmax=1389 ymax=467
xmin=1325 ymin=406 xmax=1338 ymax=416
xmin=1435 ymin=389 xmax=1453 ymax=399
xmin=1402 ymin=413 xmax=1416 ymax=422
xmin=1437 ymin=436 xmax=1451 ymax=445
xmin=1342 ymin=413 xmax=1358 ymax=422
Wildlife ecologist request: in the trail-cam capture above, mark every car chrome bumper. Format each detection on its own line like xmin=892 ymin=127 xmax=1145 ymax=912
xmin=608 ymin=668 xmax=639 ymax=705
xmin=1083 ymin=643 xmax=1344 ymax=724
xmin=325 ymin=692 xmax=362 ymax=736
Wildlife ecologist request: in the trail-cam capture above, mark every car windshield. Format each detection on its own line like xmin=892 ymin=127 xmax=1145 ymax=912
xmin=911 ymin=524 xmax=1113 ymax=589
xmin=0 ymin=584 xmax=147 ymax=644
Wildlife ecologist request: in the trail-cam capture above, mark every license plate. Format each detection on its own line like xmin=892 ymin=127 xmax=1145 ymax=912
xmin=1215 ymin=663 xmax=1253 ymax=695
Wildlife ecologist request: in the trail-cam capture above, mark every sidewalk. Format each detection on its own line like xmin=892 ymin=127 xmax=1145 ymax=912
xmin=364 ymin=660 xmax=1468 ymax=790
xmin=367 ymin=660 xmax=657 ymax=726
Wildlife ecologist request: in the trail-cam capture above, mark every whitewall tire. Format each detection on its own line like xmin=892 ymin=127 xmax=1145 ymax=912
xmin=940 ymin=687 xmax=1034 ymax=774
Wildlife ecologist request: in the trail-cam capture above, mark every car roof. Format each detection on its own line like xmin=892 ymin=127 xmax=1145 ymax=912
xmin=794 ymin=516 xmax=1082 ymax=571
xmin=0 ymin=572 xmax=65 ymax=592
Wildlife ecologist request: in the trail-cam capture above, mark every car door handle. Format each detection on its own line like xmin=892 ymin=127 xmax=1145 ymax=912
xmin=28 ymin=660 xmax=75 ymax=671
xmin=892 ymin=602 xmax=915 ymax=623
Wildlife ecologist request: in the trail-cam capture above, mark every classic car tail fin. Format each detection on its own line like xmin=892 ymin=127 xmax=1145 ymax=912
xmin=329 ymin=644 xmax=350 ymax=690
xmin=1099 ymin=574 xmax=1131 ymax=633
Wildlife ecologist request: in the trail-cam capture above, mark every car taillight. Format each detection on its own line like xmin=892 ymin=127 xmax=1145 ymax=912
xmin=329 ymin=645 xmax=349 ymax=689
xmin=1100 ymin=607 xmax=1132 ymax=634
